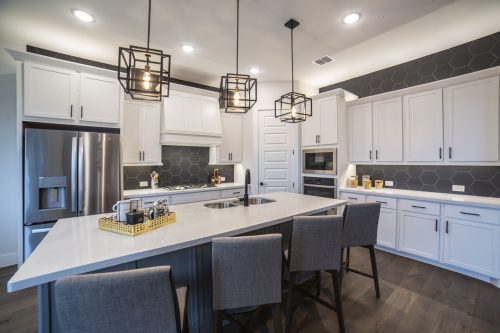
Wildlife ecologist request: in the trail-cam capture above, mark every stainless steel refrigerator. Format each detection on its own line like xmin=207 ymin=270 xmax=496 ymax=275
xmin=24 ymin=127 xmax=120 ymax=260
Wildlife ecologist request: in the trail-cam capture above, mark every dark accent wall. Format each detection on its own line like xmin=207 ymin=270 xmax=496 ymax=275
xmin=356 ymin=165 xmax=500 ymax=197
xmin=26 ymin=45 xmax=220 ymax=92
xmin=123 ymin=146 xmax=234 ymax=190
xmin=320 ymin=31 xmax=500 ymax=97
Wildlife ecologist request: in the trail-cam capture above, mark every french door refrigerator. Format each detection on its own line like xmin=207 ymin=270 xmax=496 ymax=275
xmin=24 ymin=127 xmax=120 ymax=260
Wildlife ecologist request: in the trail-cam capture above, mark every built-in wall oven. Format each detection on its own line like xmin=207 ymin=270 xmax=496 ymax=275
xmin=303 ymin=148 xmax=337 ymax=175
xmin=303 ymin=176 xmax=337 ymax=214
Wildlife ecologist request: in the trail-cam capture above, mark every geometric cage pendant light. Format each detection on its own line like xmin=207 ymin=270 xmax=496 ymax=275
xmin=118 ymin=0 xmax=171 ymax=102
xmin=219 ymin=0 xmax=257 ymax=113
xmin=275 ymin=19 xmax=312 ymax=123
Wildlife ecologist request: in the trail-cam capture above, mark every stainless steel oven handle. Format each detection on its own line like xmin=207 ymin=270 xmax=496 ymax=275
xmin=303 ymin=184 xmax=336 ymax=189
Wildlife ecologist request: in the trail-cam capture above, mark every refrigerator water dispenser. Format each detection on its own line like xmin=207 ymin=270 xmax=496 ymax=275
xmin=38 ymin=176 xmax=66 ymax=210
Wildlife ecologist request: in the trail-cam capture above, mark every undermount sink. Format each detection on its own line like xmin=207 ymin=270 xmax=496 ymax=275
xmin=244 ymin=197 xmax=276 ymax=205
xmin=203 ymin=202 xmax=239 ymax=209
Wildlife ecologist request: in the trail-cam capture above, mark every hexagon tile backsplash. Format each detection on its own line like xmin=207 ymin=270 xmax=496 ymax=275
xmin=123 ymin=146 xmax=234 ymax=190
xmin=356 ymin=165 xmax=500 ymax=197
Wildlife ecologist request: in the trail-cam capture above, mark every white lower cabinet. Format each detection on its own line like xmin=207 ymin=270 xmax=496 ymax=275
xmin=171 ymin=191 xmax=220 ymax=205
xmin=377 ymin=209 xmax=397 ymax=249
xmin=398 ymin=211 xmax=440 ymax=260
xmin=220 ymin=187 xmax=245 ymax=199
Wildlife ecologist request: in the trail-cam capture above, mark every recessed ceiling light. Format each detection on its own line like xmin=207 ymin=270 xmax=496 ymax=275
xmin=342 ymin=12 xmax=360 ymax=25
xmin=72 ymin=9 xmax=95 ymax=23
xmin=182 ymin=45 xmax=194 ymax=53
xmin=250 ymin=67 xmax=260 ymax=75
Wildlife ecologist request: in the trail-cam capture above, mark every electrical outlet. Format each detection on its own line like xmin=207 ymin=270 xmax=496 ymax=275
xmin=452 ymin=185 xmax=465 ymax=192
xmin=139 ymin=181 xmax=148 ymax=187
xmin=220 ymin=176 xmax=226 ymax=182
xmin=385 ymin=180 xmax=394 ymax=187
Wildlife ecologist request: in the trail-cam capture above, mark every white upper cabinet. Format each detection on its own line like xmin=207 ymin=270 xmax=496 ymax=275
xmin=80 ymin=73 xmax=120 ymax=124
xmin=123 ymin=101 xmax=161 ymax=165
xmin=24 ymin=63 xmax=77 ymax=120
xmin=211 ymin=114 xmax=242 ymax=164
xmin=202 ymin=99 xmax=222 ymax=135
xmin=23 ymin=62 xmax=120 ymax=125
xmin=373 ymin=97 xmax=403 ymax=162
xmin=444 ymin=76 xmax=499 ymax=162
xmin=301 ymin=96 xmax=338 ymax=147
xmin=349 ymin=103 xmax=372 ymax=162
xmin=404 ymin=89 xmax=444 ymax=162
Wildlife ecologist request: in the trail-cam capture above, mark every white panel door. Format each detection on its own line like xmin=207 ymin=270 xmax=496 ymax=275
xmin=349 ymin=103 xmax=373 ymax=162
xmin=319 ymin=97 xmax=338 ymax=145
xmin=373 ymin=97 xmax=403 ymax=162
xmin=202 ymin=99 xmax=222 ymax=135
xmin=377 ymin=209 xmax=397 ymax=249
xmin=183 ymin=95 xmax=203 ymax=133
xmin=162 ymin=91 xmax=185 ymax=132
xmin=301 ymin=101 xmax=320 ymax=147
xmin=444 ymin=76 xmax=499 ymax=162
xmin=399 ymin=212 xmax=439 ymax=260
xmin=140 ymin=104 xmax=161 ymax=164
xmin=80 ymin=73 xmax=120 ymax=124
xmin=443 ymin=219 xmax=499 ymax=278
xmin=258 ymin=110 xmax=297 ymax=194
xmin=123 ymin=102 xmax=141 ymax=164
xmin=24 ymin=62 xmax=76 ymax=120
xmin=404 ymin=89 xmax=443 ymax=161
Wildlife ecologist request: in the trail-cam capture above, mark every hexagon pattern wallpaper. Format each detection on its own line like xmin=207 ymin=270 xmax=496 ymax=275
xmin=320 ymin=31 xmax=500 ymax=97
xmin=123 ymin=146 xmax=234 ymax=190
xmin=356 ymin=165 xmax=500 ymax=197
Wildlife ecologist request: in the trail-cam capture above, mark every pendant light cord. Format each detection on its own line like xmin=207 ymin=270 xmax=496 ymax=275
xmin=291 ymin=26 xmax=294 ymax=93
xmin=236 ymin=0 xmax=239 ymax=74
xmin=147 ymin=0 xmax=152 ymax=49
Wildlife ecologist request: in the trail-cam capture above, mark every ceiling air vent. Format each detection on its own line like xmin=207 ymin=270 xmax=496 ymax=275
xmin=313 ymin=55 xmax=335 ymax=66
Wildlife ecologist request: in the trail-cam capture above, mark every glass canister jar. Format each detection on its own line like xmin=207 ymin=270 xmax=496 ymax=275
xmin=362 ymin=175 xmax=371 ymax=189
xmin=375 ymin=180 xmax=383 ymax=189
xmin=349 ymin=175 xmax=358 ymax=188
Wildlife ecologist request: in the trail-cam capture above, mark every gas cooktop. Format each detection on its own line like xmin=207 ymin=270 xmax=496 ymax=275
xmin=163 ymin=184 xmax=215 ymax=191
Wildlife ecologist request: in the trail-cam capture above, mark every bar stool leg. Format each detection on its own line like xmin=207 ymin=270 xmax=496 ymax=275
xmin=271 ymin=303 xmax=284 ymax=333
xmin=331 ymin=270 xmax=345 ymax=333
xmin=213 ymin=310 xmax=223 ymax=333
xmin=346 ymin=247 xmax=351 ymax=271
xmin=285 ymin=272 xmax=296 ymax=333
xmin=368 ymin=245 xmax=381 ymax=298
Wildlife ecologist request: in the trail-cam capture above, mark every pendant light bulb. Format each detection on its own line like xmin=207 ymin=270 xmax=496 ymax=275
xmin=291 ymin=105 xmax=297 ymax=119
xmin=233 ymin=86 xmax=241 ymax=106
xmin=143 ymin=64 xmax=152 ymax=90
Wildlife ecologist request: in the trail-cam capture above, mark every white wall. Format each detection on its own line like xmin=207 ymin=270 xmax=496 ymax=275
xmin=0 ymin=73 xmax=19 ymax=267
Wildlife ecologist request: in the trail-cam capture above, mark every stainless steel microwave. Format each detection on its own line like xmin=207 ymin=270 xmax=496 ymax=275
xmin=303 ymin=148 xmax=337 ymax=175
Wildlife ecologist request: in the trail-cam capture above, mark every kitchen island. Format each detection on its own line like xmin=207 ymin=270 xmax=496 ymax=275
xmin=8 ymin=192 xmax=345 ymax=333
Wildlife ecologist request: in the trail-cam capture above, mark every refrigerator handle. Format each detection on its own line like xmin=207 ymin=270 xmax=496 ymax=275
xmin=71 ymin=137 xmax=77 ymax=213
xmin=78 ymin=136 xmax=84 ymax=214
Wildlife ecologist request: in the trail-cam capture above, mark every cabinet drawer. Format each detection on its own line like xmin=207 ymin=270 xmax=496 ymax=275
xmin=366 ymin=195 xmax=397 ymax=210
xmin=171 ymin=191 xmax=220 ymax=205
xmin=339 ymin=192 xmax=366 ymax=203
xmin=399 ymin=199 xmax=440 ymax=215
xmin=220 ymin=188 xmax=245 ymax=199
xmin=445 ymin=204 xmax=500 ymax=225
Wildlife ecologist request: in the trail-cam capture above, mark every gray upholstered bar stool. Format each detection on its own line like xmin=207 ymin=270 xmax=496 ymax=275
xmin=284 ymin=215 xmax=345 ymax=333
xmin=212 ymin=234 xmax=283 ymax=333
xmin=342 ymin=202 xmax=382 ymax=298
xmin=54 ymin=266 xmax=188 ymax=333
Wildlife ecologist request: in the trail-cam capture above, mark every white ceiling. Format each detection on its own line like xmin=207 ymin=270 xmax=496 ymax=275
xmin=0 ymin=0 xmax=499 ymax=88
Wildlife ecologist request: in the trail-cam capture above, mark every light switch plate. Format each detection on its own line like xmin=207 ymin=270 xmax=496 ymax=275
xmin=139 ymin=181 xmax=148 ymax=187
xmin=385 ymin=180 xmax=394 ymax=187
xmin=452 ymin=185 xmax=465 ymax=192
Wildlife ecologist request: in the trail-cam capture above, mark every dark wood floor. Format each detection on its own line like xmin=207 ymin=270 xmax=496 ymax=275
xmin=1 ymin=248 xmax=499 ymax=333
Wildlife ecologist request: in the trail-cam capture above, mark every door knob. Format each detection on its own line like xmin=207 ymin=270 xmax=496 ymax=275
xmin=260 ymin=182 xmax=266 ymax=186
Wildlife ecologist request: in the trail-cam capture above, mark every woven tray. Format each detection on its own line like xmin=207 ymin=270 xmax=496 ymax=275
xmin=98 ymin=212 xmax=176 ymax=236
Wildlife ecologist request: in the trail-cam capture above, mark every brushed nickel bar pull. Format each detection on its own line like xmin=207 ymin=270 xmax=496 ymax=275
xmin=460 ymin=211 xmax=480 ymax=217
xmin=411 ymin=205 xmax=426 ymax=209
xmin=439 ymin=147 xmax=442 ymax=159
xmin=448 ymin=147 xmax=452 ymax=159
xmin=435 ymin=219 xmax=438 ymax=232
xmin=446 ymin=220 xmax=449 ymax=234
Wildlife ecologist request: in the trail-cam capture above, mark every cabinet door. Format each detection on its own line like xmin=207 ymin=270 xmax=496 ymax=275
xmin=349 ymin=103 xmax=372 ymax=162
xmin=373 ymin=97 xmax=403 ymax=161
xmin=183 ymin=94 xmax=204 ymax=133
xmin=24 ymin=63 xmax=76 ymax=120
xmin=377 ymin=208 xmax=397 ymax=249
xmin=319 ymin=97 xmax=338 ymax=145
xmin=140 ymin=104 xmax=161 ymax=164
xmin=162 ymin=91 xmax=185 ymax=132
xmin=399 ymin=212 xmax=439 ymax=260
xmin=80 ymin=73 xmax=120 ymax=124
xmin=444 ymin=76 xmax=499 ymax=162
xmin=301 ymin=101 xmax=320 ymax=147
xmin=202 ymin=99 xmax=222 ymax=135
xmin=219 ymin=114 xmax=242 ymax=163
xmin=443 ymin=218 xmax=499 ymax=278
xmin=404 ymin=89 xmax=443 ymax=161
xmin=123 ymin=102 xmax=141 ymax=164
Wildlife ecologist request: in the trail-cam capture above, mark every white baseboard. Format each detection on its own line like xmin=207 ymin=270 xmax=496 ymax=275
xmin=0 ymin=251 xmax=18 ymax=268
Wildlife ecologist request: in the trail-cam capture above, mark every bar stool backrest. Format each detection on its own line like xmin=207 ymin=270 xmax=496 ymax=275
xmin=54 ymin=266 xmax=182 ymax=333
xmin=342 ymin=202 xmax=381 ymax=247
xmin=212 ymin=234 xmax=282 ymax=310
xmin=289 ymin=216 xmax=344 ymax=273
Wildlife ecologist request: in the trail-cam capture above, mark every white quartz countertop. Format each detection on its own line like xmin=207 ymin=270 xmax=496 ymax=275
xmin=123 ymin=183 xmax=246 ymax=198
xmin=339 ymin=187 xmax=500 ymax=209
xmin=8 ymin=192 xmax=345 ymax=292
